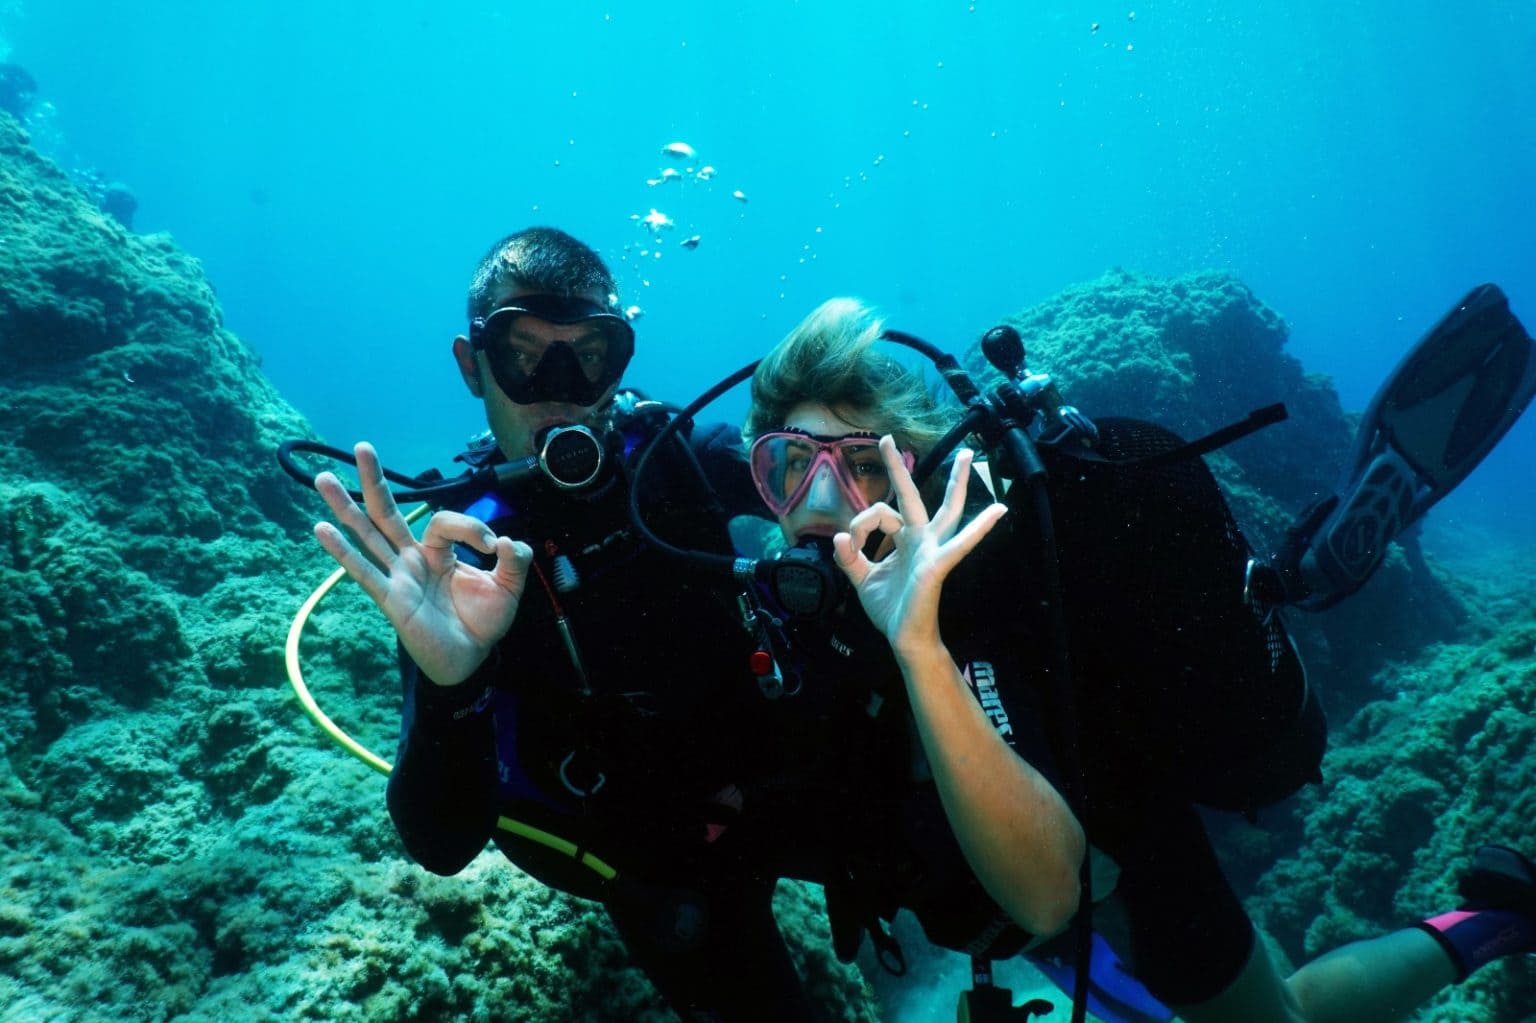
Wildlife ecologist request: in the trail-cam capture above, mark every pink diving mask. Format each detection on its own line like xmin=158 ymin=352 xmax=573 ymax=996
xmin=749 ymin=430 xmax=915 ymax=516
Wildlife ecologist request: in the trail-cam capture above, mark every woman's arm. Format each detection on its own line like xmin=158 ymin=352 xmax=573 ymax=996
xmin=386 ymin=649 xmax=501 ymax=874
xmin=833 ymin=439 xmax=1084 ymax=937
xmin=893 ymin=638 xmax=1083 ymax=937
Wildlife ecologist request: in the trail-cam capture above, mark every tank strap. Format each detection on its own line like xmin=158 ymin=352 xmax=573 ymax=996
xmin=1049 ymin=402 xmax=1288 ymax=467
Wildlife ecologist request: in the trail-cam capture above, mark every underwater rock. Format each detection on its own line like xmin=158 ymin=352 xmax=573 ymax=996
xmin=99 ymin=181 xmax=137 ymax=230
xmin=71 ymin=167 xmax=140 ymax=231
xmin=1246 ymin=599 xmax=1536 ymax=1019
xmin=976 ymin=267 xmax=1349 ymax=536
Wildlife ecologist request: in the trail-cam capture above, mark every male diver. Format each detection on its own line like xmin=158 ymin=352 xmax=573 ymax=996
xmin=310 ymin=227 xmax=840 ymax=1023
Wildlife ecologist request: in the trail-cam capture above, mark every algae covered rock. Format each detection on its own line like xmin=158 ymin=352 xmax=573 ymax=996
xmin=973 ymin=267 xmax=1346 ymax=519
xmin=1247 ymin=597 xmax=1536 ymax=1021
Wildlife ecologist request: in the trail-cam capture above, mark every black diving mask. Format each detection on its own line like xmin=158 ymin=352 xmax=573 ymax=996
xmin=469 ymin=294 xmax=636 ymax=407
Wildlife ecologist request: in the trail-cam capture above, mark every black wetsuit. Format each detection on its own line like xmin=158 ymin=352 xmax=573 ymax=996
xmin=386 ymin=419 xmax=839 ymax=1022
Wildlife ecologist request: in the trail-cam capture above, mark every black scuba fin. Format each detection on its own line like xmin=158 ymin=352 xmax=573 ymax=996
xmin=1459 ymin=845 xmax=1536 ymax=917
xmin=1271 ymin=283 xmax=1536 ymax=611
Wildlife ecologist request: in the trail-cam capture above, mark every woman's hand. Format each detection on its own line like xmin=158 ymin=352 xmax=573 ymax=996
xmin=833 ymin=438 xmax=1083 ymax=935
xmin=312 ymin=442 xmax=532 ymax=686
xmin=831 ymin=438 xmax=1006 ymax=659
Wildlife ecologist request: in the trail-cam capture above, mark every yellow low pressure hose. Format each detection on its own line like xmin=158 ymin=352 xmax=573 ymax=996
xmin=284 ymin=504 xmax=616 ymax=880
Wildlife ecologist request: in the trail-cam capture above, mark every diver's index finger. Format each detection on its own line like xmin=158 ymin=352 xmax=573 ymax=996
xmin=845 ymin=502 xmax=887 ymax=554
xmin=883 ymin=435 xmax=928 ymax=528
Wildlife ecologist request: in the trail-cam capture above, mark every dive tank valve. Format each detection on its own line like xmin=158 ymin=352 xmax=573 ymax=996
xmin=980 ymin=324 xmax=1029 ymax=379
xmin=981 ymin=326 xmax=1098 ymax=448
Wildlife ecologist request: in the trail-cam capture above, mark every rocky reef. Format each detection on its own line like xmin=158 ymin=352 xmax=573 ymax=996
xmin=1245 ymin=594 xmax=1536 ymax=1019
xmin=0 ymin=111 xmax=874 ymax=1021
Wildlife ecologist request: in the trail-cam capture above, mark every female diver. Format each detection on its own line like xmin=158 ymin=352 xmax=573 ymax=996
xmin=743 ymin=296 xmax=1536 ymax=1023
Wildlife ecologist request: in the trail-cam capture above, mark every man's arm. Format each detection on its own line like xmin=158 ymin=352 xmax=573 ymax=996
xmin=385 ymin=649 xmax=500 ymax=874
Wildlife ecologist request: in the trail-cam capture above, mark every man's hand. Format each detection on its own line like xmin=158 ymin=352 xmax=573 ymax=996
xmin=312 ymin=442 xmax=531 ymax=686
xmin=831 ymin=439 xmax=1006 ymax=659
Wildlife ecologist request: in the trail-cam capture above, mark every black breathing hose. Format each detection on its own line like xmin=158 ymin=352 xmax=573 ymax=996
xmin=275 ymin=438 xmax=485 ymax=505
xmin=626 ymin=360 xmax=761 ymax=579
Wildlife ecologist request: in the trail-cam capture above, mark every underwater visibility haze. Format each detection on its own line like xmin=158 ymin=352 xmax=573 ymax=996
xmin=1 ymin=2 xmax=1535 ymax=1021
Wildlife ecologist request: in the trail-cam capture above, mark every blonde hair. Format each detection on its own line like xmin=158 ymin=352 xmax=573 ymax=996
xmin=744 ymin=298 xmax=959 ymax=457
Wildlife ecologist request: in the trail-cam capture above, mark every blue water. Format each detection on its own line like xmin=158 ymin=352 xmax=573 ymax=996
xmin=6 ymin=0 xmax=1533 ymax=547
